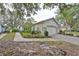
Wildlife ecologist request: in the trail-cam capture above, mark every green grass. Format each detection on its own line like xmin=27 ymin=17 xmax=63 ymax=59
xmin=72 ymin=32 xmax=79 ymax=37
xmin=65 ymin=32 xmax=79 ymax=37
xmin=0 ymin=32 xmax=15 ymax=41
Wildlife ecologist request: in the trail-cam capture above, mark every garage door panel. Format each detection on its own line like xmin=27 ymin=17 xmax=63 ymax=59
xmin=47 ymin=27 xmax=57 ymax=36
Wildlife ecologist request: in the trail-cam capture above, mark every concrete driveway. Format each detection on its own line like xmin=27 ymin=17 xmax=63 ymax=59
xmin=52 ymin=34 xmax=79 ymax=45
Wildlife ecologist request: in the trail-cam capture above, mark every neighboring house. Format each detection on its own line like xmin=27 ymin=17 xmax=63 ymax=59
xmin=32 ymin=18 xmax=60 ymax=36
xmin=58 ymin=20 xmax=71 ymax=31
xmin=0 ymin=24 xmax=5 ymax=33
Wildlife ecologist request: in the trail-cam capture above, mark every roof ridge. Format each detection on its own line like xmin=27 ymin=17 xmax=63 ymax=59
xmin=33 ymin=17 xmax=54 ymax=25
xmin=33 ymin=17 xmax=59 ymax=26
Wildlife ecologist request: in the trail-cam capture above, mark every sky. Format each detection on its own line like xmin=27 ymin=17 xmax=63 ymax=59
xmin=25 ymin=6 xmax=59 ymax=22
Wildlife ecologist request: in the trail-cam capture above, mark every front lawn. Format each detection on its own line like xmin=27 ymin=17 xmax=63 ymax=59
xmin=59 ymin=29 xmax=79 ymax=37
xmin=0 ymin=32 xmax=15 ymax=41
xmin=65 ymin=32 xmax=79 ymax=37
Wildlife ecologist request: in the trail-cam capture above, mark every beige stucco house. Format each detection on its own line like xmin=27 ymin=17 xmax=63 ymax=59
xmin=32 ymin=18 xmax=60 ymax=36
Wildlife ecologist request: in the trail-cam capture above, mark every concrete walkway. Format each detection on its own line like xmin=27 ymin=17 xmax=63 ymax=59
xmin=14 ymin=33 xmax=56 ymax=41
xmin=0 ymin=33 xmax=6 ymax=39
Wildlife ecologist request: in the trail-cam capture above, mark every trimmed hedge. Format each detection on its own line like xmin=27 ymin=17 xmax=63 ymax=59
xmin=20 ymin=32 xmax=32 ymax=38
xmin=20 ymin=32 xmax=45 ymax=38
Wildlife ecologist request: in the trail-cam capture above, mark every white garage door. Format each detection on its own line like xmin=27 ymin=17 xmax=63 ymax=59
xmin=47 ymin=27 xmax=57 ymax=36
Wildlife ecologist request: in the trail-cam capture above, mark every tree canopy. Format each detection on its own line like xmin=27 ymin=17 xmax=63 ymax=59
xmin=56 ymin=3 xmax=79 ymax=31
xmin=0 ymin=3 xmax=79 ymax=31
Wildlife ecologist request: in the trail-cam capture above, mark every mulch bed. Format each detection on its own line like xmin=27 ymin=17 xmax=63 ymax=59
xmin=0 ymin=41 xmax=78 ymax=56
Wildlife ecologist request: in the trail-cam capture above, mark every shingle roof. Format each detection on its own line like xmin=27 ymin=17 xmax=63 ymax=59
xmin=33 ymin=17 xmax=59 ymax=26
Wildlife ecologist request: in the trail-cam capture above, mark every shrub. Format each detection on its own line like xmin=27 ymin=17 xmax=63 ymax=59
xmin=20 ymin=32 xmax=32 ymax=38
xmin=44 ymin=31 xmax=48 ymax=36
xmin=21 ymin=32 xmax=45 ymax=38
xmin=59 ymin=29 xmax=66 ymax=34
xmin=12 ymin=28 xmax=19 ymax=32
xmin=31 ymin=31 xmax=35 ymax=34
xmin=5 ymin=31 xmax=9 ymax=33
xmin=32 ymin=33 xmax=45 ymax=38
xmin=31 ymin=31 xmax=41 ymax=34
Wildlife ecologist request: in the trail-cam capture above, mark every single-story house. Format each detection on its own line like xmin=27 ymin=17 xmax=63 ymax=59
xmin=32 ymin=18 xmax=60 ymax=36
xmin=0 ymin=24 xmax=5 ymax=33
